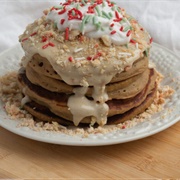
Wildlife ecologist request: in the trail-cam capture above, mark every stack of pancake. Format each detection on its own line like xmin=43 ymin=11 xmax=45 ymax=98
xmin=18 ymin=0 xmax=157 ymax=126
xmin=18 ymin=53 xmax=157 ymax=126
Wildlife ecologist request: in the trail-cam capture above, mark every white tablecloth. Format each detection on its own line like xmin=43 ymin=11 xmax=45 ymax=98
xmin=0 ymin=0 xmax=180 ymax=57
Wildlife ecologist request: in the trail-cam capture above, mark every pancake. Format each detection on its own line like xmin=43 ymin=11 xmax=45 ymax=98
xmin=107 ymin=84 xmax=157 ymax=125
xmin=23 ymin=84 xmax=157 ymax=126
xmin=18 ymin=68 xmax=157 ymax=124
xmin=25 ymin=57 xmax=150 ymax=99
xmin=28 ymin=53 xmax=149 ymax=83
xmin=18 ymin=0 xmax=157 ymax=126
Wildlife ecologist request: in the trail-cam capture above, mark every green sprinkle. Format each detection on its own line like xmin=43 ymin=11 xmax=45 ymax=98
xmin=102 ymin=0 xmax=106 ymax=7
xmin=101 ymin=27 xmax=105 ymax=31
xmin=125 ymin=43 xmax=129 ymax=49
xmin=72 ymin=10 xmax=75 ymax=16
xmin=85 ymin=15 xmax=92 ymax=24
xmin=102 ymin=11 xmax=110 ymax=19
xmin=120 ymin=18 xmax=126 ymax=24
xmin=96 ymin=22 xmax=101 ymax=30
xmin=95 ymin=6 xmax=101 ymax=16
xmin=130 ymin=26 xmax=133 ymax=30
xmin=117 ymin=7 xmax=121 ymax=13
xmin=111 ymin=6 xmax=116 ymax=11
xmin=53 ymin=22 xmax=57 ymax=29
xmin=91 ymin=0 xmax=95 ymax=5
xmin=93 ymin=16 xmax=98 ymax=25
xmin=109 ymin=27 xmax=113 ymax=31
xmin=76 ymin=3 xmax=80 ymax=9
xmin=81 ymin=0 xmax=86 ymax=6
xmin=128 ymin=16 xmax=133 ymax=21
xmin=80 ymin=15 xmax=89 ymax=33
xmin=54 ymin=6 xmax=63 ymax=9
xmin=83 ymin=15 xmax=89 ymax=23
xmin=123 ymin=26 xmax=130 ymax=32
xmin=144 ymin=49 xmax=149 ymax=57
xmin=102 ymin=15 xmax=107 ymax=19
xmin=108 ymin=12 xmax=113 ymax=18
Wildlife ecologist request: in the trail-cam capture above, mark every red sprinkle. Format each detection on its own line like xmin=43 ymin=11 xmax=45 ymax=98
xmin=87 ymin=6 xmax=95 ymax=14
xmin=79 ymin=35 xmax=84 ymax=42
xmin=120 ymin=26 xmax=123 ymax=31
xmin=49 ymin=42 xmax=55 ymax=47
xmin=108 ymin=2 xmax=114 ymax=7
xmin=68 ymin=8 xmax=83 ymax=20
xmin=63 ymin=2 xmax=71 ymax=6
xmin=140 ymin=28 xmax=144 ymax=31
xmin=97 ymin=52 xmax=102 ymax=56
xmin=68 ymin=56 xmax=73 ymax=62
xmin=22 ymin=37 xmax=28 ymax=42
xmin=42 ymin=43 xmax=49 ymax=49
xmin=50 ymin=7 xmax=55 ymax=11
xmin=48 ymin=32 xmax=53 ymax=37
xmin=126 ymin=30 xmax=131 ymax=37
xmin=58 ymin=7 xmax=66 ymax=15
xmin=94 ymin=43 xmax=99 ymax=48
xmin=122 ymin=125 xmax=126 ymax=129
xmin=30 ymin=32 xmax=37 ymax=37
xmin=60 ymin=19 xmax=65 ymax=25
xmin=42 ymin=42 xmax=55 ymax=49
xmin=65 ymin=27 xmax=69 ymax=40
xmin=93 ymin=52 xmax=102 ymax=60
xmin=97 ymin=0 xmax=103 ymax=4
xmin=150 ymin=37 xmax=153 ymax=44
xmin=44 ymin=23 xmax=48 ymax=27
xmin=110 ymin=23 xmax=114 ymax=27
xmin=113 ymin=18 xmax=122 ymax=22
xmin=87 ymin=56 xmax=92 ymax=61
xmin=130 ymin=39 xmax=136 ymax=44
xmin=42 ymin=36 xmax=47 ymax=42
xmin=115 ymin=11 xmax=120 ymax=19
xmin=111 ymin=30 xmax=116 ymax=35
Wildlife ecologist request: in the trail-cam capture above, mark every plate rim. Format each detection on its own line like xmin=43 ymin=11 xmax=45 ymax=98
xmin=0 ymin=42 xmax=179 ymax=146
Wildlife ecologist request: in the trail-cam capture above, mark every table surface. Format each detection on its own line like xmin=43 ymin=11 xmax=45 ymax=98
xmin=0 ymin=121 xmax=179 ymax=179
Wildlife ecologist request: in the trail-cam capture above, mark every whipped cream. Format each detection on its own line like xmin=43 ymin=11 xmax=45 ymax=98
xmin=47 ymin=0 xmax=132 ymax=45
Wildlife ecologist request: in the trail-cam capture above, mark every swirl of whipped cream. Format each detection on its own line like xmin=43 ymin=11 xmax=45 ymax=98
xmin=47 ymin=0 xmax=132 ymax=45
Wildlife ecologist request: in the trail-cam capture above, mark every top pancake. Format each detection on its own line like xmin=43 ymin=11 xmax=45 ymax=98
xmin=27 ymin=53 xmax=149 ymax=83
xmin=19 ymin=2 xmax=152 ymax=87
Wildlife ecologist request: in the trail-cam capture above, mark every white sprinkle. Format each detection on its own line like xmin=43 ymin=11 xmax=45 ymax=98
xmin=124 ymin=17 xmax=131 ymax=26
xmin=136 ymin=43 xmax=139 ymax=49
xmin=135 ymin=32 xmax=140 ymax=38
xmin=69 ymin=23 xmax=73 ymax=31
xmin=75 ymin=57 xmax=86 ymax=61
xmin=29 ymin=37 xmax=34 ymax=42
xmin=118 ymin=52 xmax=131 ymax=56
xmin=148 ymin=34 xmax=151 ymax=39
xmin=74 ymin=48 xmax=84 ymax=53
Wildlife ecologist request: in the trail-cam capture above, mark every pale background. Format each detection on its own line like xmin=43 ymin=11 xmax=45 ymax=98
xmin=0 ymin=0 xmax=180 ymax=57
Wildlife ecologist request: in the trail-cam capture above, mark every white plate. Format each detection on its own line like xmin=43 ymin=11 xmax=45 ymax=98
xmin=0 ymin=43 xmax=179 ymax=146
